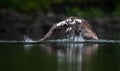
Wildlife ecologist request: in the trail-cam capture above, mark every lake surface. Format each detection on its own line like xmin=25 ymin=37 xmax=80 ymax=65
xmin=0 ymin=42 xmax=120 ymax=71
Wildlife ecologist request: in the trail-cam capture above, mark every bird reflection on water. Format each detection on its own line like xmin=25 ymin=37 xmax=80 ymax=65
xmin=24 ymin=43 xmax=98 ymax=71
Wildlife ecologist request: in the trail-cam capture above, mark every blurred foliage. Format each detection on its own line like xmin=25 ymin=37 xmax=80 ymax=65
xmin=113 ymin=4 xmax=120 ymax=16
xmin=65 ymin=7 xmax=105 ymax=18
xmin=0 ymin=0 xmax=63 ymax=12
xmin=0 ymin=0 xmax=120 ymax=18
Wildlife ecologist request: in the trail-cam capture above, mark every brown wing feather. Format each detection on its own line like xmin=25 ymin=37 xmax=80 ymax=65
xmin=80 ymin=20 xmax=98 ymax=40
xmin=39 ymin=24 xmax=57 ymax=41
xmin=39 ymin=24 xmax=69 ymax=41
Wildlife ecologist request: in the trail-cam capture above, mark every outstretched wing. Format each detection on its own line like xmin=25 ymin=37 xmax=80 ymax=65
xmin=80 ymin=20 xmax=98 ymax=40
xmin=81 ymin=28 xmax=98 ymax=40
xmin=39 ymin=24 xmax=69 ymax=41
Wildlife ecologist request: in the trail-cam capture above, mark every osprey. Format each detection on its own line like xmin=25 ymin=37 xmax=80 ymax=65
xmin=39 ymin=16 xmax=98 ymax=41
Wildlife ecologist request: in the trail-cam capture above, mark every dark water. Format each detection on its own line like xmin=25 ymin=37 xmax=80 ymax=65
xmin=0 ymin=43 xmax=120 ymax=71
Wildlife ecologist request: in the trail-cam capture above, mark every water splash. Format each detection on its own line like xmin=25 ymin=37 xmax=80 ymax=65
xmin=0 ymin=35 xmax=119 ymax=44
xmin=24 ymin=35 xmax=34 ymax=42
xmin=23 ymin=35 xmax=34 ymax=49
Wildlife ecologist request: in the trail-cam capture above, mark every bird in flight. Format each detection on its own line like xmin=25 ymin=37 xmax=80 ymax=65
xmin=39 ymin=16 xmax=98 ymax=41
